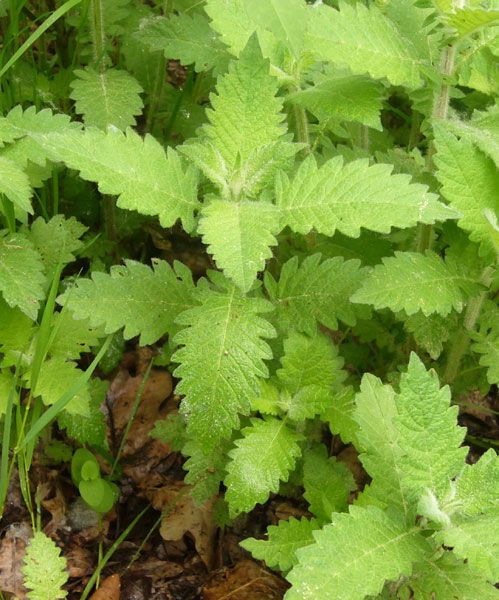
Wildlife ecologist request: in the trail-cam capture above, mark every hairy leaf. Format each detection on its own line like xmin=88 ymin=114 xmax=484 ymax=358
xmin=241 ymin=516 xmax=320 ymax=571
xmin=453 ymin=449 xmax=499 ymax=517
xmin=322 ymin=386 xmax=359 ymax=445
xmin=277 ymin=155 xmax=457 ymax=238
xmin=351 ymin=251 xmax=479 ymax=317
xmin=0 ymin=156 xmax=32 ymax=212
xmin=33 ymin=128 xmax=200 ymax=232
xmin=22 ymin=531 xmax=68 ymax=600
xmin=70 ymin=67 xmax=143 ymax=130
xmin=173 ymin=281 xmax=275 ymax=449
xmin=199 ymin=199 xmax=280 ymax=292
xmin=58 ymin=259 xmax=196 ymax=345
xmin=224 ymin=417 xmax=303 ymax=515
xmin=48 ymin=311 xmax=105 ymax=360
xmin=445 ymin=8 xmax=499 ymax=40
xmin=404 ymin=311 xmax=453 ymax=359
xmin=286 ymin=505 xmax=429 ymax=599
xmin=265 ymin=254 xmax=368 ymax=336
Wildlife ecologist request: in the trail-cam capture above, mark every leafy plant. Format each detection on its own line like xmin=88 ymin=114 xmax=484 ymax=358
xmin=1 ymin=0 xmax=499 ymax=598
xmin=71 ymin=448 xmax=118 ymax=514
xmin=22 ymin=531 xmax=68 ymax=600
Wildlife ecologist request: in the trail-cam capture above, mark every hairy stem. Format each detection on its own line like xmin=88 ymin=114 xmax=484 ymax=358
xmin=89 ymin=0 xmax=105 ymax=71
xmin=443 ymin=266 xmax=495 ymax=384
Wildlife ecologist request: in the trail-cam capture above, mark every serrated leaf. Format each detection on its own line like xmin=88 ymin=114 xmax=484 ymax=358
xmin=198 ymin=199 xmax=280 ymax=293
xmin=224 ymin=417 xmax=303 ymax=516
xmin=454 ymin=449 xmax=499 ymax=517
xmin=70 ymin=67 xmax=143 ymax=130
xmin=183 ymin=34 xmax=286 ymax=182
xmin=33 ymin=128 xmax=200 ymax=232
xmin=0 ymin=231 xmax=45 ymax=320
xmin=306 ymin=1 xmax=431 ymax=88
xmin=287 ymin=75 xmax=384 ymax=130
xmin=434 ymin=124 xmax=499 ymax=258
xmin=303 ymin=446 xmax=355 ymax=521
xmin=277 ymin=155 xmax=457 ymax=238
xmin=48 ymin=310 xmax=104 ymax=360
xmin=351 ymin=251 xmax=478 ymax=317
xmin=0 ymin=156 xmax=32 ymax=212
xmin=410 ymin=554 xmax=499 ymax=600
xmin=21 ymin=215 xmax=87 ymax=283
xmin=277 ymin=331 xmax=346 ymax=394
xmin=136 ymin=13 xmax=230 ymax=75
xmin=173 ymin=283 xmax=275 ymax=449
xmin=470 ymin=322 xmax=499 ymax=385
xmin=0 ymin=297 xmax=35 ymax=355
xmin=22 ymin=531 xmax=68 ymax=600
xmin=404 ymin=311 xmax=452 ymax=359
xmin=57 ymin=378 xmax=108 ymax=446
xmin=204 ymin=0 xmax=261 ymax=57
xmin=241 ymin=516 xmax=320 ymax=571
xmin=444 ymin=8 xmax=499 ymax=39
xmin=265 ymin=254 xmax=368 ymax=336
xmin=58 ymin=259 xmax=196 ymax=346
xmin=354 ymin=374 xmax=411 ymax=515
xmin=285 ymin=505 xmax=429 ymax=600
xmin=394 ymin=354 xmax=467 ymax=500
xmin=322 ymin=386 xmax=359 ymax=445
xmin=33 ymin=359 xmax=91 ymax=417
xmin=437 ymin=513 xmax=499 ymax=582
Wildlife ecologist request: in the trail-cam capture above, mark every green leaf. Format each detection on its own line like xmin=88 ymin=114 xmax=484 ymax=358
xmin=198 ymin=199 xmax=280 ymax=292
xmin=437 ymin=513 xmax=499 ymax=582
xmin=303 ymin=446 xmax=355 ymax=521
xmin=48 ymin=311 xmax=105 ymax=360
xmin=22 ymin=531 xmax=68 ymax=600
xmin=0 ymin=296 xmax=35 ymax=352
xmin=243 ymin=0 xmax=308 ymax=59
xmin=265 ymin=254 xmax=368 ymax=337
xmin=277 ymin=331 xmax=346 ymax=394
xmin=354 ymin=374 xmax=411 ymax=514
xmin=351 ymin=251 xmax=478 ymax=317
xmin=322 ymin=386 xmax=359 ymax=445
xmin=0 ymin=231 xmax=45 ymax=320
xmin=21 ymin=215 xmax=87 ymax=284
xmin=0 ymin=370 xmax=15 ymax=417
xmin=471 ymin=320 xmax=499 ymax=385
xmin=57 ymin=378 xmax=108 ymax=446
xmin=173 ymin=282 xmax=275 ymax=450
xmin=277 ymin=155 xmax=457 ymax=238
xmin=241 ymin=516 xmax=320 ymax=571
xmin=135 ymin=13 xmax=230 ymax=75
xmin=404 ymin=311 xmax=453 ymax=359
xmin=306 ymin=1 xmax=431 ymax=88
xmin=182 ymin=34 xmax=287 ymax=181
xmin=394 ymin=354 xmax=467 ymax=500
xmin=224 ymin=417 xmax=303 ymax=516
xmin=58 ymin=259 xmax=196 ymax=345
xmin=287 ymin=75 xmax=384 ymax=131
xmin=285 ymin=505 xmax=429 ymax=600
xmin=33 ymin=359 xmax=91 ymax=417
xmin=434 ymin=124 xmax=499 ymax=258
xmin=34 ymin=128 xmax=200 ymax=232
xmin=70 ymin=67 xmax=143 ymax=130
xmin=0 ymin=156 xmax=32 ymax=212
xmin=410 ymin=554 xmax=499 ymax=600
xmin=444 ymin=8 xmax=499 ymax=40
xmin=453 ymin=449 xmax=499 ymax=517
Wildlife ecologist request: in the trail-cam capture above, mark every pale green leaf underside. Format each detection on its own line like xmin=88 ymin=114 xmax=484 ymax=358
xmin=0 ymin=231 xmax=45 ymax=320
xmin=434 ymin=124 xmax=499 ymax=258
xmin=0 ymin=156 xmax=32 ymax=212
xmin=277 ymin=155 xmax=457 ymax=238
xmin=351 ymin=251 xmax=476 ymax=317
xmin=58 ymin=259 xmax=195 ymax=345
xmin=438 ymin=514 xmax=499 ymax=582
xmin=199 ymin=199 xmax=280 ymax=292
xmin=173 ymin=285 xmax=275 ymax=450
xmin=306 ymin=2 xmax=429 ymax=88
xmin=454 ymin=449 xmax=499 ymax=517
xmin=241 ymin=516 xmax=320 ymax=571
xmin=410 ymin=554 xmax=499 ymax=600
xmin=354 ymin=374 xmax=410 ymax=514
xmin=265 ymin=253 xmax=368 ymax=337
xmin=70 ymin=67 xmax=144 ymax=130
xmin=225 ymin=417 xmax=303 ymax=516
xmin=33 ymin=128 xmax=200 ymax=232
xmin=21 ymin=531 xmax=68 ymax=600
xmin=285 ymin=505 xmax=428 ymax=600
xmin=287 ymin=75 xmax=384 ymax=130
xmin=135 ymin=13 xmax=230 ymax=75
xmin=395 ymin=354 xmax=467 ymax=499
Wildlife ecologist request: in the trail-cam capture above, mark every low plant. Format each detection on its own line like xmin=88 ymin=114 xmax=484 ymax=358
xmin=1 ymin=0 xmax=498 ymax=598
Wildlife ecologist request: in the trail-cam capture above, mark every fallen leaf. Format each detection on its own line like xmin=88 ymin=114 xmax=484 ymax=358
xmin=65 ymin=546 xmax=93 ymax=578
xmin=88 ymin=573 xmax=120 ymax=600
xmin=0 ymin=522 xmax=32 ymax=599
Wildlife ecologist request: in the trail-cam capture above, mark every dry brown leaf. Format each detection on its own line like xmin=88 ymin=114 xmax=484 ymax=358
xmin=130 ymin=557 xmax=183 ymax=581
xmin=65 ymin=546 xmax=93 ymax=578
xmin=41 ymin=484 xmax=68 ymax=537
xmin=144 ymin=480 xmax=217 ymax=569
xmin=202 ymin=560 xmax=288 ymax=600
xmin=0 ymin=522 xmax=32 ymax=599
xmin=88 ymin=573 xmax=120 ymax=600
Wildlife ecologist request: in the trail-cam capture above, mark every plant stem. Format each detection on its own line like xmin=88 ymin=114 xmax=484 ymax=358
xmin=89 ymin=0 xmax=105 ymax=71
xmin=443 ymin=266 xmax=494 ymax=384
